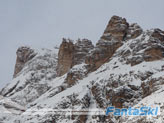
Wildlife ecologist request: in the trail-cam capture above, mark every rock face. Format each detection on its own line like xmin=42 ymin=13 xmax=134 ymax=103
xmin=118 ymin=28 xmax=164 ymax=66
xmin=103 ymin=15 xmax=129 ymax=41
xmin=73 ymin=39 xmax=94 ymax=65
xmin=57 ymin=39 xmax=75 ymax=76
xmin=57 ymin=38 xmax=94 ymax=76
xmin=86 ymin=40 xmax=122 ymax=71
xmin=13 ymin=46 xmax=36 ymax=78
xmin=144 ymin=47 xmax=164 ymax=61
xmin=126 ymin=23 xmax=143 ymax=40
xmin=1 ymin=47 xmax=58 ymax=105
xmin=85 ymin=16 xmax=144 ymax=71
xmin=144 ymin=29 xmax=164 ymax=61
xmin=85 ymin=16 xmax=130 ymax=71
xmin=151 ymin=28 xmax=164 ymax=42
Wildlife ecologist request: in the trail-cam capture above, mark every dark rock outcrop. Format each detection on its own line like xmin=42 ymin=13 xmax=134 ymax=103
xmin=13 ymin=46 xmax=36 ymax=78
xmin=144 ymin=47 xmax=164 ymax=61
xmin=73 ymin=39 xmax=94 ymax=65
xmin=103 ymin=15 xmax=129 ymax=41
xmin=126 ymin=23 xmax=143 ymax=40
xmin=57 ymin=39 xmax=75 ymax=76
xmin=85 ymin=16 xmax=129 ymax=70
xmin=151 ymin=28 xmax=164 ymax=42
xmin=57 ymin=38 xmax=94 ymax=76
xmin=85 ymin=40 xmax=122 ymax=71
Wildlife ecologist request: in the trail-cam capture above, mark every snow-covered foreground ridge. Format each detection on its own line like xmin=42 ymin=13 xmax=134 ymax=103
xmin=1 ymin=15 xmax=164 ymax=123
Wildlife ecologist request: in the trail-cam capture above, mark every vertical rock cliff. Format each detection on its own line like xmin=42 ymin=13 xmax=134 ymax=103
xmin=13 ymin=46 xmax=36 ymax=78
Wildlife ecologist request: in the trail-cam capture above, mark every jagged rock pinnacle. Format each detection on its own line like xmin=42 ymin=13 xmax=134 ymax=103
xmin=13 ymin=46 xmax=36 ymax=78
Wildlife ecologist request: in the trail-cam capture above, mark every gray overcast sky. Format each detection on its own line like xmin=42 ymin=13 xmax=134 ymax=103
xmin=0 ymin=0 xmax=164 ymax=88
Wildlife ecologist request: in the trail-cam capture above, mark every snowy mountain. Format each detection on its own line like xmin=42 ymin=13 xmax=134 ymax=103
xmin=0 ymin=15 xmax=164 ymax=123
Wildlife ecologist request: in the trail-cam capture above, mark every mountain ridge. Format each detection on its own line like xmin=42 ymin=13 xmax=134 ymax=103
xmin=0 ymin=15 xmax=164 ymax=123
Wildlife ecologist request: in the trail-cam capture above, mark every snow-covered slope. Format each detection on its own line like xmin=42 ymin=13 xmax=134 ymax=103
xmin=0 ymin=16 xmax=164 ymax=123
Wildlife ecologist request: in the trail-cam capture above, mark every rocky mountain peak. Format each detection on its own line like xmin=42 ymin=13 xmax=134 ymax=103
xmin=57 ymin=38 xmax=94 ymax=76
xmin=86 ymin=15 xmax=130 ymax=71
xmin=57 ymin=38 xmax=75 ymax=76
xmin=102 ymin=15 xmax=129 ymax=41
xmin=13 ymin=46 xmax=36 ymax=78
